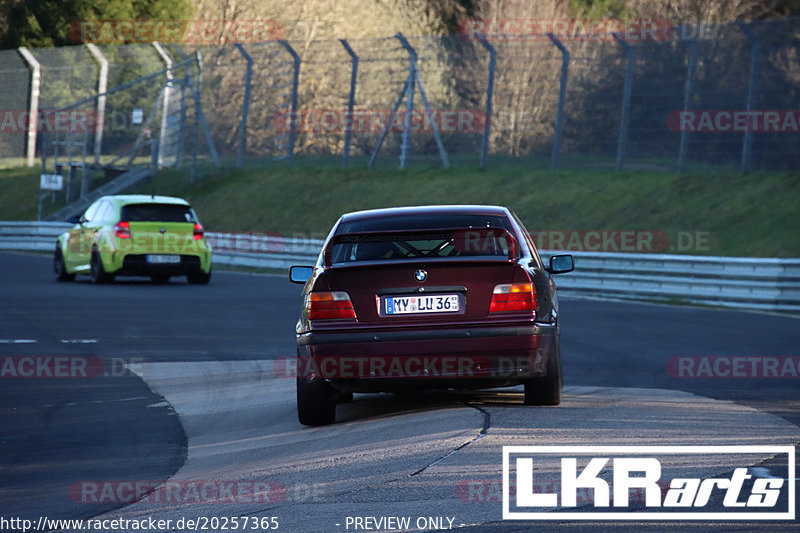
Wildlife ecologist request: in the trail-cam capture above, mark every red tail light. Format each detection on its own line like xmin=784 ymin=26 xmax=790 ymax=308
xmin=489 ymin=282 xmax=537 ymax=313
xmin=114 ymin=221 xmax=131 ymax=239
xmin=307 ymin=291 xmax=356 ymax=320
xmin=193 ymin=223 xmax=204 ymax=240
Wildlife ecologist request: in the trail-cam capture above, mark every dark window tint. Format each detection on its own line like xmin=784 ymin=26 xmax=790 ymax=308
xmin=336 ymin=214 xmax=513 ymax=234
xmin=121 ymin=204 xmax=196 ymax=223
xmin=330 ymin=228 xmax=517 ymax=264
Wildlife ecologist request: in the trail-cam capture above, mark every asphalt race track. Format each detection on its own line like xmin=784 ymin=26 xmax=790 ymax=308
xmin=0 ymin=251 xmax=798 ymax=532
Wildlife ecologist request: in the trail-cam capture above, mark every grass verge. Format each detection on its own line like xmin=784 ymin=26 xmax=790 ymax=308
xmin=1 ymin=162 xmax=797 ymax=257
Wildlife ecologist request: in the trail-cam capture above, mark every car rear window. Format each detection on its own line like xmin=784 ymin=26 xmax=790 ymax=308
xmin=121 ymin=204 xmax=197 ymax=223
xmin=329 ymin=213 xmax=518 ymax=264
xmin=336 ymin=214 xmax=512 ymax=233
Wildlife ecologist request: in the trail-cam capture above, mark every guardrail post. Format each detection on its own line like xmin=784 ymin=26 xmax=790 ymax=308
xmin=86 ymin=44 xmax=108 ymax=166
xmin=613 ymin=34 xmax=635 ymax=172
xmin=18 ymin=47 xmax=40 ymax=168
xmin=340 ymin=39 xmax=359 ymax=167
xmin=548 ymin=34 xmax=569 ymax=170
xmin=678 ymin=41 xmax=698 ymax=174
xmin=278 ymin=40 xmax=300 ymax=165
xmin=478 ymin=37 xmax=496 ymax=170
xmin=234 ymin=43 xmax=253 ymax=168
xmin=737 ymin=22 xmax=761 ymax=172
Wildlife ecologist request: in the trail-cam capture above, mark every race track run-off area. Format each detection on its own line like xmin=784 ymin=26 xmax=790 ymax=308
xmin=0 ymin=252 xmax=798 ymax=533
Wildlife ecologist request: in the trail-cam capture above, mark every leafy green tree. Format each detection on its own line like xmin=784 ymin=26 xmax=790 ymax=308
xmin=0 ymin=0 xmax=192 ymax=49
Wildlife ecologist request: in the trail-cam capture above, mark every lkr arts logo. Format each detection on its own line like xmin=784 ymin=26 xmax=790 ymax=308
xmin=502 ymin=446 xmax=795 ymax=520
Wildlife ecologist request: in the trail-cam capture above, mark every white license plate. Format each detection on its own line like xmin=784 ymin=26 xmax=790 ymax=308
xmin=385 ymin=294 xmax=460 ymax=315
xmin=147 ymin=254 xmax=181 ymax=264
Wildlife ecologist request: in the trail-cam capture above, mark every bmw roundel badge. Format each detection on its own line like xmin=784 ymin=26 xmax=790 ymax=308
xmin=414 ymin=269 xmax=427 ymax=282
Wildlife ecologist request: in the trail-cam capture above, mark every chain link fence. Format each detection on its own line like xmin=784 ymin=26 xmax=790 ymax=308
xmin=1 ymin=17 xmax=798 ymax=171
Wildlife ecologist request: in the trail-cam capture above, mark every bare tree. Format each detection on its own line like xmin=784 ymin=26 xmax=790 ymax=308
xmin=625 ymin=0 xmax=780 ymax=23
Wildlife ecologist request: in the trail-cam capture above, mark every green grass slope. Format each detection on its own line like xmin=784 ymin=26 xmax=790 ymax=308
xmin=1 ymin=164 xmax=797 ymax=257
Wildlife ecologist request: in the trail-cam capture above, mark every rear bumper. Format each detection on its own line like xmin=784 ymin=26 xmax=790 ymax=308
xmin=113 ymin=253 xmax=211 ymax=276
xmin=296 ymin=322 xmax=558 ymax=392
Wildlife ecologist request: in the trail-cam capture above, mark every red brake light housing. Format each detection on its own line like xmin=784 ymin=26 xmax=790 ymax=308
xmin=114 ymin=221 xmax=131 ymax=239
xmin=306 ymin=291 xmax=356 ymax=320
xmin=193 ymin=223 xmax=204 ymax=240
xmin=489 ymin=282 xmax=537 ymax=313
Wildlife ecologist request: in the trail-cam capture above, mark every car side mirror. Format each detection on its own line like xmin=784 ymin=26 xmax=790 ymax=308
xmin=289 ymin=265 xmax=314 ymax=284
xmin=66 ymin=215 xmax=80 ymax=224
xmin=547 ymin=254 xmax=574 ymax=274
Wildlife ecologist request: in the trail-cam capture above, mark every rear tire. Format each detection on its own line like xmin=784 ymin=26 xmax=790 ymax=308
xmin=187 ymin=269 xmax=211 ymax=285
xmin=54 ymin=247 xmax=75 ymax=282
xmin=297 ymin=377 xmax=336 ymax=426
xmin=523 ymin=343 xmax=563 ymax=406
xmin=90 ymin=249 xmax=114 ymax=284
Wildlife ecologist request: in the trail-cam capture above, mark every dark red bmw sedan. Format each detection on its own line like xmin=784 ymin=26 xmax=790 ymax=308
xmin=289 ymin=205 xmax=574 ymax=425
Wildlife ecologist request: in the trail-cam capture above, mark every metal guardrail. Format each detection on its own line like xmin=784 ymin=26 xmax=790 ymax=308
xmin=2 ymin=221 xmax=799 ymax=312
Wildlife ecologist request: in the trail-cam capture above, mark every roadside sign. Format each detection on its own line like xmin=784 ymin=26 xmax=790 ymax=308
xmin=132 ymin=108 xmax=144 ymax=125
xmin=40 ymin=174 xmax=63 ymax=191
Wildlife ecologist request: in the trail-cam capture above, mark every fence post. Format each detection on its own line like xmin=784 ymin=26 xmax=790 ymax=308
xmin=737 ymin=22 xmax=761 ymax=172
xmin=279 ymin=40 xmax=300 ymax=165
xmin=678 ymin=41 xmax=698 ymax=173
xmin=548 ymin=34 xmax=569 ymax=170
xmin=613 ymin=34 xmax=634 ymax=172
xmin=152 ymin=42 xmax=173 ymax=168
xmin=478 ymin=37 xmax=496 ymax=170
xmin=395 ymin=33 xmax=449 ymax=168
xmin=178 ymin=57 xmax=189 ymax=167
xmin=18 ymin=47 xmax=40 ymax=168
xmin=191 ymin=50 xmax=220 ymax=170
xmin=367 ymin=75 xmax=411 ymax=168
xmin=191 ymin=51 xmax=201 ymax=181
xmin=340 ymin=39 xmax=359 ymax=167
xmin=395 ymin=33 xmax=417 ymax=169
xmin=37 ymin=132 xmax=47 ymax=220
xmin=234 ymin=43 xmax=253 ymax=168
xmin=86 ymin=44 xmax=108 ymax=165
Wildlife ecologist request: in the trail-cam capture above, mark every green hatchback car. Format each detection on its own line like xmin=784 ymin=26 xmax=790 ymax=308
xmin=54 ymin=195 xmax=212 ymax=284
